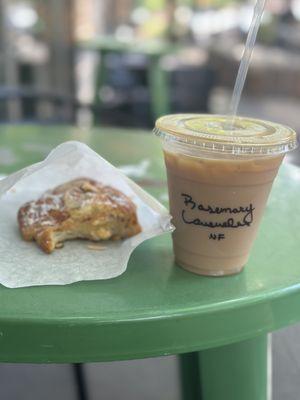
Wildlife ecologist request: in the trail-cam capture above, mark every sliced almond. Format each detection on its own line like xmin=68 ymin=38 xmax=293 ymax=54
xmin=87 ymin=243 xmax=107 ymax=251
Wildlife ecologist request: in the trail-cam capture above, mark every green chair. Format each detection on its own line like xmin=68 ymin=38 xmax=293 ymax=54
xmin=79 ymin=36 xmax=177 ymax=122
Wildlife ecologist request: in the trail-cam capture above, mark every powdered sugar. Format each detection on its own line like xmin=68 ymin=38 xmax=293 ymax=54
xmin=20 ymin=193 xmax=65 ymax=227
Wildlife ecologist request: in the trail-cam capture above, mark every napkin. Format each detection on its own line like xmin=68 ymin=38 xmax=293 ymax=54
xmin=0 ymin=141 xmax=173 ymax=288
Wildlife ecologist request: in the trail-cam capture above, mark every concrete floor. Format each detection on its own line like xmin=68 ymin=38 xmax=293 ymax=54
xmin=273 ymin=326 xmax=300 ymax=400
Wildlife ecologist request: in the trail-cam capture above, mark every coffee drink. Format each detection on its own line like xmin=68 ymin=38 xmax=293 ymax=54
xmin=154 ymin=114 xmax=297 ymax=276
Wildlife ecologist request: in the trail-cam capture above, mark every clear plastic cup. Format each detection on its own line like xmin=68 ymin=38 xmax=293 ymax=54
xmin=154 ymin=114 xmax=298 ymax=276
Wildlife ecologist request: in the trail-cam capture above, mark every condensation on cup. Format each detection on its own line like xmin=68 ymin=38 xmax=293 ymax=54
xmin=154 ymin=114 xmax=298 ymax=276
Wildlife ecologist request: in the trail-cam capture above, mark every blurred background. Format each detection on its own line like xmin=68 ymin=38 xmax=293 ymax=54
xmin=1 ymin=0 xmax=300 ymax=136
xmin=1 ymin=0 xmax=300 ymax=399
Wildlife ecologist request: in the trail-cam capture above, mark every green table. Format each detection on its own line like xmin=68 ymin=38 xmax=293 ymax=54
xmin=79 ymin=36 xmax=178 ymax=120
xmin=1 ymin=125 xmax=300 ymax=400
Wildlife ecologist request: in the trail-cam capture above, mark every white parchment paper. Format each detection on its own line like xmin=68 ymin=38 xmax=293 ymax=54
xmin=0 ymin=141 xmax=173 ymax=288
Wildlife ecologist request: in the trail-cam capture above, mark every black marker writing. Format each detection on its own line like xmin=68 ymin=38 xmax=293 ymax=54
xmin=209 ymin=233 xmax=225 ymax=241
xmin=181 ymin=194 xmax=255 ymax=229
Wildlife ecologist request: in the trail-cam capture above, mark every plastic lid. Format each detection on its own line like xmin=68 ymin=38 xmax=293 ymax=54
xmin=154 ymin=114 xmax=298 ymax=156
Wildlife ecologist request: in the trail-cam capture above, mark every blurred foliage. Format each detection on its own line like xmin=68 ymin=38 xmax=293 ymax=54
xmin=257 ymin=16 xmax=278 ymax=44
xmin=134 ymin=0 xmax=245 ymax=11
xmin=134 ymin=0 xmax=165 ymax=11
xmin=209 ymin=0 xmax=244 ymax=6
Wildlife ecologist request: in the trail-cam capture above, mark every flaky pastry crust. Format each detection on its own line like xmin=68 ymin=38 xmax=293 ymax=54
xmin=18 ymin=178 xmax=141 ymax=253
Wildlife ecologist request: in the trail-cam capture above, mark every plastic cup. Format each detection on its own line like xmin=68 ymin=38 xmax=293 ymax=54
xmin=154 ymin=114 xmax=298 ymax=276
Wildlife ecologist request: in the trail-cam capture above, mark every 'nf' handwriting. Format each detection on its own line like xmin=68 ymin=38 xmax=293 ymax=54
xmin=209 ymin=233 xmax=225 ymax=240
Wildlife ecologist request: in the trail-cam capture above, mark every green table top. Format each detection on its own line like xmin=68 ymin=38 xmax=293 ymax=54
xmin=0 ymin=125 xmax=300 ymax=363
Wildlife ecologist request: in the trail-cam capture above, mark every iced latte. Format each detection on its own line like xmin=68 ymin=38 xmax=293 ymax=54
xmin=154 ymin=114 xmax=297 ymax=276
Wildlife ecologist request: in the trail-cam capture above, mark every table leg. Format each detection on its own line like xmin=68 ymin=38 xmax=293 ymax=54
xmin=148 ymin=55 xmax=171 ymax=120
xmin=179 ymin=352 xmax=201 ymax=400
xmin=179 ymin=335 xmax=268 ymax=400
xmin=199 ymin=335 xmax=268 ymax=400
xmin=73 ymin=363 xmax=89 ymax=400
xmin=93 ymin=49 xmax=108 ymax=123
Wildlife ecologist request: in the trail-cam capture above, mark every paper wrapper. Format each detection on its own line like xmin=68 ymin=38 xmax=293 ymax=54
xmin=0 ymin=141 xmax=173 ymax=288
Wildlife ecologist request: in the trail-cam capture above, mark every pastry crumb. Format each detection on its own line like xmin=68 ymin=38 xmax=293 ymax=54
xmin=87 ymin=243 xmax=107 ymax=251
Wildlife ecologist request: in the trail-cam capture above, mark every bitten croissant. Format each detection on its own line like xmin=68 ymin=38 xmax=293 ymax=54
xmin=17 ymin=178 xmax=141 ymax=253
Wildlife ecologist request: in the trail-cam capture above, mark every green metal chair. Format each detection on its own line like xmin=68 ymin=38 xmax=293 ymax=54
xmin=80 ymin=37 xmax=177 ymax=122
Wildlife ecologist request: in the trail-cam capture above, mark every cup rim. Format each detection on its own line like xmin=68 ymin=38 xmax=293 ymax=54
xmin=154 ymin=114 xmax=298 ymax=157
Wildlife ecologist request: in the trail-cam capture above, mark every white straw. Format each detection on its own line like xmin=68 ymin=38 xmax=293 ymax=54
xmin=229 ymin=0 xmax=267 ymax=124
